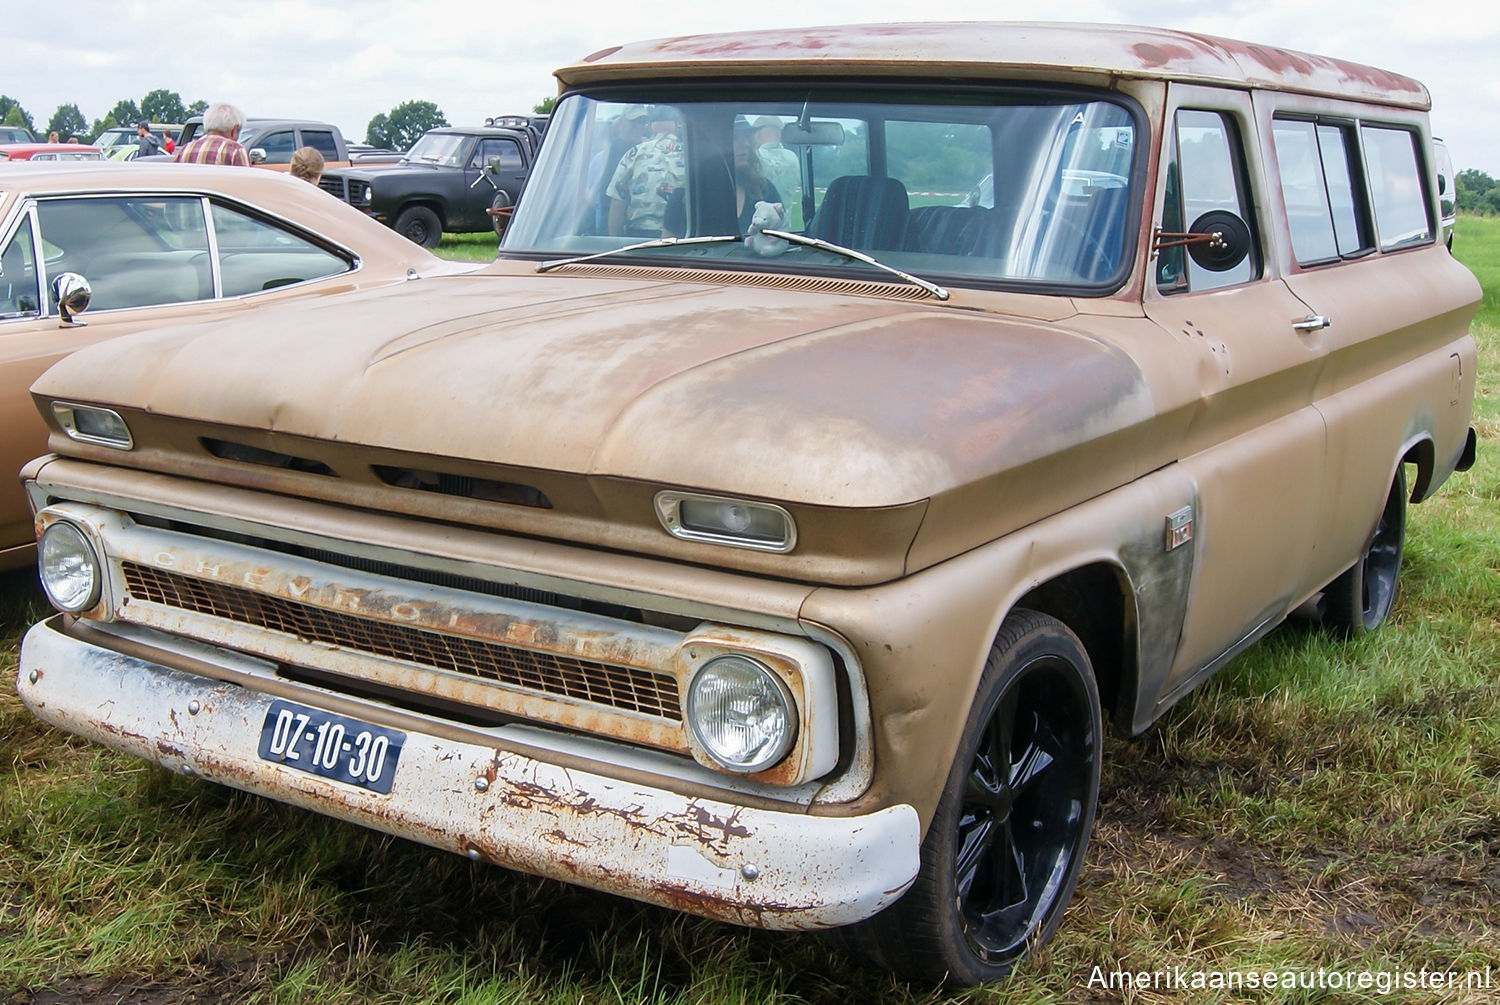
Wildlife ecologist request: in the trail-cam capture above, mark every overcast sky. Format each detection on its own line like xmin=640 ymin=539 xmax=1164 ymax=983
xmin=8 ymin=0 xmax=1499 ymax=174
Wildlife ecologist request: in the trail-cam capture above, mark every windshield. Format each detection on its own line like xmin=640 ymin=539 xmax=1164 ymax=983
xmin=503 ymin=86 xmax=1140 ymax=290
xmin=404 ymin=132 xmax=466 ymax=165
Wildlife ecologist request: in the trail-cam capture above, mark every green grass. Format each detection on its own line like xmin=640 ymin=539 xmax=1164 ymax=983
xmin=3 ymin=220 xmax=1499 ymax=1003
xmin=435 ymin=233 xmax=499 ymax=263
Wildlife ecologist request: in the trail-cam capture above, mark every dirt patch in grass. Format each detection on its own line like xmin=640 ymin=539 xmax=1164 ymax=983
xmin=1 ymin=949 xmax=284 ymax=1005
xmin=1089 ymin=734 xmax=1500 ymax=955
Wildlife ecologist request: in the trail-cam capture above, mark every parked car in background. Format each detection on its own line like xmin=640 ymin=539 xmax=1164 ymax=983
xmin=13 ymin=22 xmax=1479 ymax=989
xmin=484 ymin=114 xmax=548 ymax=153
xmin=0 ymin=143 xmax=102 ymax=162
xmin=176 ymin=116 xmax=359 ymax=171
xmin=319 ymin=125 xmax=536 ymax=246
xmin=0 ymin=161 xmax=471 ymax=570
xmin=0 ymin=126 xmax=36 ymax=144
xmin=1434 ymin=136 xmax=1456 ymax=250
xmin=94 ymin=123 xmax=182 ymax=160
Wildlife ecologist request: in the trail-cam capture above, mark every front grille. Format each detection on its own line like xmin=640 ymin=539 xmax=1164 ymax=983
xmin=122 ymin=562 xmax=682 ymax=719
xmin=317 ymin=177 xmax=346 ymax=199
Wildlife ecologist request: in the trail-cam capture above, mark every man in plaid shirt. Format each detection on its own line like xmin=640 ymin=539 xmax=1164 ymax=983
xmin=174 ymin=103 xmax=251 ymax=167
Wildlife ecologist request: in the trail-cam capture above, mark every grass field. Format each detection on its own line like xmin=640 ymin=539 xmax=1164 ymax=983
xmin=2 ymin=221 xmax=1498 ymax=1004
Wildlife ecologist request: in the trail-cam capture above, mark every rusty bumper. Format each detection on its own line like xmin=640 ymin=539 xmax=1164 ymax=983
xmin=17 ymin=615 xmax=920 ymax=930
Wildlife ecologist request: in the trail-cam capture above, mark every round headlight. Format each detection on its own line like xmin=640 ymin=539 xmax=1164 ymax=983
xmin=38 ymin=521 xmax=101 ymax=613
xmin=686 ymin=655 xmax=796 ymax=772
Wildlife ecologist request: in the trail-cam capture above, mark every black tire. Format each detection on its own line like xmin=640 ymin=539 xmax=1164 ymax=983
xmin=846 ymin=609 xmax=1101 ymax=987
xmin=490 ymin=192 xmax=513 ymax=238
xmin=1324 ymin=466 xmax=1407 ymax=636
xmin=393 ymin=206 xmax=442 ymax=248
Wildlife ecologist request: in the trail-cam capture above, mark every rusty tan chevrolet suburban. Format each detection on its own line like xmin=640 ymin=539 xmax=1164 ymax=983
xmin=14 ymin=23 xmax=1480 ymax=986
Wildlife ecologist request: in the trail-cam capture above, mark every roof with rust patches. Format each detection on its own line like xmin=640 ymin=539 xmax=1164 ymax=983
xmin=556 ymin=22 xmax=1429 ymax=110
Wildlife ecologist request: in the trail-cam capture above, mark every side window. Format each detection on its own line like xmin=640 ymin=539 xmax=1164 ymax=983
xmin=301 ymin=130 xmax=340 ymax=161
xmin=254 ymin=130 xmax=298 ymax=164
xmin=210 ymin=202 xmax=350 ymax=297
xmin=470 ymin=139 xmax=523 ymax=172
xmin=36 ymin=196 xmax=211 ymax=311
xmin=1272 ymin=118 xmax=1370 ymax=265
xmin=0 ymin=217 xmax=40 ymax=319
xmin=1158 ymin=109 xmax=1258 ymax=293
xmin=1361 ymin=125 xmax=1432 ymax=250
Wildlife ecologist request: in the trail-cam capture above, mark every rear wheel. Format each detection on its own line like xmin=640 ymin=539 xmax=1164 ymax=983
xmin=393 ymin=206 xmax=442 ymax=248
xmin=1324 ymin=466 xmax=1406 ymax=636
xmin=847 ymin=609 xmax=1101 ymax=986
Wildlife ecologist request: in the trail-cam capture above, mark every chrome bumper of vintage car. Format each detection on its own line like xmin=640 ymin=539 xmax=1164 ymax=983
xmin=17 ymin=615 xmax=920 ymax=930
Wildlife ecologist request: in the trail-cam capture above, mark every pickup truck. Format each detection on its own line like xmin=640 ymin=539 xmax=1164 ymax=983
xmin=175 ymin=117 xmax=397 ymax=171
xmin=317 ymin=126 xmax=536 ymax=247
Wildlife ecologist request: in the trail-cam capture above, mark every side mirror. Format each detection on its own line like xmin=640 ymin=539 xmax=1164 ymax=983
xmin=248 ymin=147 xmax=267 ymax=164
xmin=1153 ymin=210 xmax=1251 ymax=273
xmin=52 ymin=272 xmax=91 ymax=327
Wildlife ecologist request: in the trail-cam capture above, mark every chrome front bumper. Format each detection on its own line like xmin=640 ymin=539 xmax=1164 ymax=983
xmin=16 ymin=615 xmax=920 ymax=930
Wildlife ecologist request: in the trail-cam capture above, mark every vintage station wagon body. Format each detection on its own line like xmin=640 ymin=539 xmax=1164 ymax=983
xmin=15 ymin=23 xmax=1479 ymax=985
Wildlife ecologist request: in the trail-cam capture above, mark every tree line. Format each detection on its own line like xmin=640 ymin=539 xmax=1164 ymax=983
xmin=1456 ymin=170 xmax=1500 ymax=216
xmin=1 ymin=90 xmax=209 ymax=142
xmin=2 ymin=91 xmax=554 ymax=151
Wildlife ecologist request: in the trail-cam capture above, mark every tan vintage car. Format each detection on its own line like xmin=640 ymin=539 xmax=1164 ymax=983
xmin=0 ymin=162 xmax=468 ymax=570
xmin=14 ymin=23 xmax=1480 ymax=986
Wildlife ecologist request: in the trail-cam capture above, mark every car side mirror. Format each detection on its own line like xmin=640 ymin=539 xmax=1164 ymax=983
xmin=1153 ymin=210 xmax=1251 ymax=273
xmin=52 ymin=272 xmax=91 ymax=327
xmin=248 ymin=147 xmax=267 ymax=164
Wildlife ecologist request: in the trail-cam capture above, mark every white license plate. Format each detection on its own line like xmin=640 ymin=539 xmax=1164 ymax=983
xmin=257 ymin=700 xmax=404 ymax=794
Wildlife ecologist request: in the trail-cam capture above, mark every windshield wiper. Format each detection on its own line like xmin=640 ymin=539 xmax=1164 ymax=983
xmin=536 ymin=235 xmax=739 ymax=273
xmin=761 ymin=229 xmax=948 ymax=300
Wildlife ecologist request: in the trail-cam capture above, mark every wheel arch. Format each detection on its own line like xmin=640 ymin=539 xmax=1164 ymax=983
xmin=1014 ymin=562 xmax=1139 ymax=736
xmin=1400 ymin=434 xmax=1436 ymax=503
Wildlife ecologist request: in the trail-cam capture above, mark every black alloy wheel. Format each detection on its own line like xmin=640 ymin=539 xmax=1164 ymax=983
xmin=846 ymin=609 xmax=1101 ymax=987
xmin=1324 ymin=466 xmax=1407 ymax=636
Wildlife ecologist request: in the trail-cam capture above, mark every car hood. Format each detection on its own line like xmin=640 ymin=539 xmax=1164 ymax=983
xmin=33 ymin=271 xmax=1153 ymax=509
xmin=329 ymin=161 xmax=453 ymax=181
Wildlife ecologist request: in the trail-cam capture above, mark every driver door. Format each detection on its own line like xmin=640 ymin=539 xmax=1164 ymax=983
xmin=1142 ymin=84 xmax=1330 ymax=696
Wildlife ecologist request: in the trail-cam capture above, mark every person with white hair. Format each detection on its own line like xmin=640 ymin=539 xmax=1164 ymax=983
xmin=173 ymin=103 xmax=250 ymax=166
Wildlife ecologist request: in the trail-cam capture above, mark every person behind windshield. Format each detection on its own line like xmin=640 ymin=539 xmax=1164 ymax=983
xmin=752 ymin=116 xmax=799 ymax=208
xmin=586 ymin=105 xmax=649 ymax=234
xmin=606 ymin=106 xmax=686 ymax=238
xmin=733 ymin=115 xmax=782 ymax=234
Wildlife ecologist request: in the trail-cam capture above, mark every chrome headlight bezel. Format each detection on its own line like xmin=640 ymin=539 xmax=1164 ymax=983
xmin=37 ymin=519 xmax=102 ymax=613
xmin=685 ymin=654 xmax=798 ymax=773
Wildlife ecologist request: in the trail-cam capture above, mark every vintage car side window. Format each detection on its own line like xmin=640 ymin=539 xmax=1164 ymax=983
xmin=1273 ymin=118 xmax=1370 ymax=265
xmin=1361 ymin=125 xmax=1433 ymax=250
xmin=301 ymin=130 xmax=340 ymax=160
xmin=255 ymin=130 xmax=298 ymax=164
xmin=1158 ymin=109 xmax=1257 ymax=293
xmin=0 ymin=219 xmax=40 ymax=319
xmin=470 ymin=139 xmax=523 ymax=172
xmin=36 ymin=196 xmax=212 ymax=312
xmin=209 ymin=202 xmax=350 ymax=297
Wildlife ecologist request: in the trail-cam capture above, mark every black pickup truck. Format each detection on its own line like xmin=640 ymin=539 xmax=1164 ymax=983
xmin=318 ymin=126 xmax=537 ymax=247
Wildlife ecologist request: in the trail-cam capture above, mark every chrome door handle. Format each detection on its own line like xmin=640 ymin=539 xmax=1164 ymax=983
xmin=1292 ymin=314 xmax=1332 ymax=332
